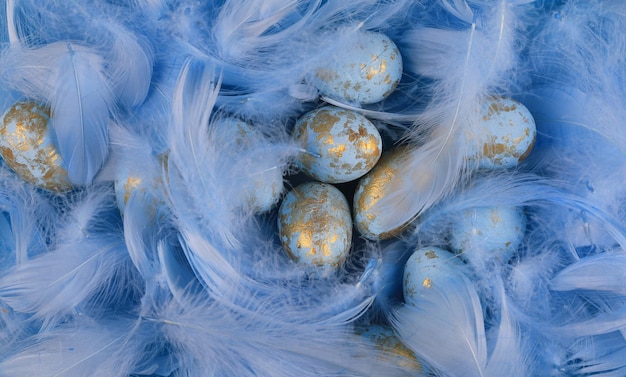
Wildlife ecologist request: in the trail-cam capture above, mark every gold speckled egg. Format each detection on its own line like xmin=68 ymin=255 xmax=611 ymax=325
xmin=353 ymin=147 xmax=412 ymax=240
xmin=469 ymin=97 xmax=537 ymax=169
xmin=294 ymin=106 xmax=382 ymax=183
xmin=357 ymin=324 xmax=425 ymax=373
xmin=0 ymin=101 xmax=72 ymax=192
xmin=278 ymin=182 xmax=352 ymax=271
xmin=313 ymin=30 xmax=403 ymax=105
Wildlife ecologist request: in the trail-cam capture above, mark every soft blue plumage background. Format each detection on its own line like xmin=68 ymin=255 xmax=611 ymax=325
xmin=1 ymin=0 xmax=626 ymax=376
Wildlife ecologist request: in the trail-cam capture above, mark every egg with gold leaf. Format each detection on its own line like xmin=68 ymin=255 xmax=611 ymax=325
xmin=469 ymin=97 xmax=536 ymax=169
xmin=353 ymin=146 xmax=413 ymax=240
xmin=278 ymin=182 xmax=351 ymax=271
xmin=313 ymin=30 xmax=403 ymax=105
xmin=449 ymin=205 xmax=527 ymax=263
xmin=294 ymin=106 xmax=382 ymax=184
xmin=0 ymin=101 xmax=72 ymax=192
xmin=403 ymin=246 xmax=464 ymax=306
xmin=113 ymin=153 xmax=167 ymax=217
xmin=213 ymin=117 xmax=284 ymax=213
xmin=357 ymin=324 xmax=426 ymax=373
xmin=114 ymin=173 xmax=160 ymax=216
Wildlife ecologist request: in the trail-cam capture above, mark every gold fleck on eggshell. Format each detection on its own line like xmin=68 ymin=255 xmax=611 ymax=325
xmin=294 ymin=106 xmax=382 ymax=183
xmin=353 ymin=147 xmax=412 ymax=240
xmin=113 ymin=158 xmax=168 ymax=220
xmin=357 ymin=324 xmax=425 ymax=372
xmin=278 ymin=182 xmax=352 ymax=271
xmin=0 ymin=101 xmax=72 ymax=192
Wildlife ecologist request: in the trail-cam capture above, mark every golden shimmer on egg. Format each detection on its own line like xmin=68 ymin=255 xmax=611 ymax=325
xmin=294 ymin=106 xmax=382 ymax=183
xmin=278 ymin=183 xmax=351 ymax=269
xmin=357 ymin=325 xmax=423 ymax=372
xmin=422 ymin=278 xmax=433 ymax=289
xmin=482 ymin=99 xmax=518 ymax=121
xmin=363 ymin=58 xmax=388 ymax=81
xmin=481 ymin=126 xmax=535 ymax=164
xmin=354 ymin=147 xmax=411 ymax=239
xmin=0 ymin=101 xmax=72 ymax=192
xmin=123 ymin=176 xmax=143 ymax=205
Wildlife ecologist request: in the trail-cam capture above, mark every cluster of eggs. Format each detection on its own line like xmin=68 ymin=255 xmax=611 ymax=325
xmin=0 ymin=30 xmax=535 ymax=283
xmin=402 ymin=100 xmax=535 ymax=305
xmin=277 ymin=30 xmax=402 ymax=271
xmin=278 ymin=29 xmax=538 ymax=275
xmin=0 ymin=101 xmax=283 ymax=226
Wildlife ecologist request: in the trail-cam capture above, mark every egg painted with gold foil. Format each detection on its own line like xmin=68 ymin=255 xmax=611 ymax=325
xmin=278 ymin=182 xmax=352 ymax=270
xmin=470 ymin=97 xmax=536 ymax=169
xmin=0 ymin=101 xmax=72 ymax=192
xmin=449 ymin=206 xmax=527 ymax=263
xmin=357 ymin=324 xmax=426 ymax=373
xmin=403 ymin=246 xmax=464 ymax=306
xmin=214 ymin=117 xmax=283 ymax=213
xmin=353 ymin=147 xmax=411 ymax=240
xmin=313 ymin=30 xmax=403 ymax=105
xmin=294 ymin=106 xmax=382 ymax=184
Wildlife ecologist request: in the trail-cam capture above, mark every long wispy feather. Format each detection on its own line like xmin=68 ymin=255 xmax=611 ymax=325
xmin=391 ymin=266 xmax=488 ymax=377
xmin=139 ymin=227 xmax=412 ymax=376
xmin=370 ymin=0 xmax=533 ymax=234
xmin=1 ymin=2 xmax=154 ymax=185
xmin=165 ymin=58 xmax=292 ymax=249
xmin=0 ymin=187 xmax=132 ymax=327
xmin=0 ymin=318 xmax=150 ymax=377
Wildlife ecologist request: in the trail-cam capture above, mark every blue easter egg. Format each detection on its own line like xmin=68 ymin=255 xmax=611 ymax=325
xmin=403 ymin=246 xmax=464 ymax=305
xmin=449 ymin=206 xmax=527 ymax=262
xmin=470 ymin=97 xmax=536 ymax=169
xmin=294 ymin=106 xmax=382 ymax=184
xmin=214 ymin=117 xmax=284 ymax=213
xmin=0 ymin=101 xmax=72 ymax=192
xmin=278 ymin=182 xmax=352 ymax=271
xmin=313 ymin=30 xmax=403 ymax=105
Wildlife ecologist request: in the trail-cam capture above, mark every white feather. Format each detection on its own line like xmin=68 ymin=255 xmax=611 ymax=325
xmin=0 ymin=188 xmax=130 ymax=327
xmin=551 ymin=253 xmax=626 ymax=295
xmin=392 ymin=269 xmax=488 ymax=377
xmin=370 ymin=0 xmax=531 ymax=233
xmin=0 ymin=318 xmax=147 ymax=377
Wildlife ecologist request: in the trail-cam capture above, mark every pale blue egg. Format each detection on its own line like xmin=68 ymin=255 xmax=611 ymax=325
xmin=0 ymin=101 xmax=72 ymax=192
xmin=357 ymin=324 xmax=426 ymax=373
xmin=213 ymin=117 xmax=284 ymax=213
xmin=449 ymin=206 xmax=527 ymax=262
xmin=313 ymin=30 xmax=403 ymax=105
xmin=469 ymin=97 xmax=536 ymax=169
xmin=403 ymin=246 xmax=464 ymax=306
xmin=278 ymin=182 xmax=352 ymax=271
xmin=294 ymin=106 xmax=382 ymax=184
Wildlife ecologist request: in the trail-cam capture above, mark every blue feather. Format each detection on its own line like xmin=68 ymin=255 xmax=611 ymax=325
xmin=0 ymin=317 xmax=152 ymax=377
xmin=366 ymin=0 xmax=537 ymax=235
xmin=0 ymin=187 xmax=133 ymax=327
xmin=50 ymin=43 xmax=112 ymax=186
